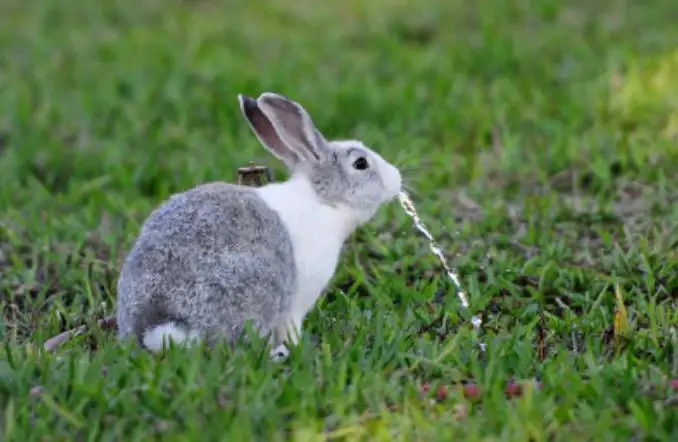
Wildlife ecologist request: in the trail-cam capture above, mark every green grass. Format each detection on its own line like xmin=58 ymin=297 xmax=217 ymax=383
xmin=1 ymin=0 xmax=678 ymax=439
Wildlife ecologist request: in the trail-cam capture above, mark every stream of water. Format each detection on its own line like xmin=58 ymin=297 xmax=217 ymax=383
xmin=398 ymin=191 xmax=486 ymax=352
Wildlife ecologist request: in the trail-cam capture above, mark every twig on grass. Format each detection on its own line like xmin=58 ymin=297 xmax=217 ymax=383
xmin=43 ymin=315 xmax=117 ymax=352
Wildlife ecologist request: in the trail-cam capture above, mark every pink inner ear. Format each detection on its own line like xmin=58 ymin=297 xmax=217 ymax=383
xmin=241 ymin=96 xmax=300 ymax=166
xmin=258 ymin=96 xmax=323 ymax=162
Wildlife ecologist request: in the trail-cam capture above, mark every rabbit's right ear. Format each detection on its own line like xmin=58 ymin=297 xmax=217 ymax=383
xmin=256 ymin=93 xmax=327 ymax=163
xmin=238 ymin=94 xmax=301 ymax=169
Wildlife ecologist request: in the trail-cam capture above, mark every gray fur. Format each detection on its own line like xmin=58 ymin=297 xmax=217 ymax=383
xmin=115 ymin=92 xmax=401 ymax=352
xmin=116 ymin=183 xmax=296 ymax=348
xmin=304 ymin=141 xmax=389 ymax=216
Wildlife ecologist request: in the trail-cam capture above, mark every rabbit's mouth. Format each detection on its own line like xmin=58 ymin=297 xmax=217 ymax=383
xmin=382 ymin=163 xmax=403 ymax=202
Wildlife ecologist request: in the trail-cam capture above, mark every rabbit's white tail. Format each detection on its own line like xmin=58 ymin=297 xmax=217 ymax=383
xmin=142 ymin=322 xmax=201 ymax=352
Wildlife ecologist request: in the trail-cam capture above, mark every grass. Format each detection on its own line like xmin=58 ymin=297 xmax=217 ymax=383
xmin=1 ymin=0 xmax=678 ymax=439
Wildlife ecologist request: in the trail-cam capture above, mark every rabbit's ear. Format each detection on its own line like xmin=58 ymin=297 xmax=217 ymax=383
xmin=239 ymin=94 xmax=301 ymax=168
xmin=256 ymin=92 xmax=327 ymax=163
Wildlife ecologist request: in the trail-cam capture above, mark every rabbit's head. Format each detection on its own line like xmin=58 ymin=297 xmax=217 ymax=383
xmin=239 ymin=92 xmax=402 ymax=223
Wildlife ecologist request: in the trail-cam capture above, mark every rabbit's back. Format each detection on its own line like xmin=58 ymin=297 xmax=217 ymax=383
xmin=116 ymin=182 xmax=296 ymax=347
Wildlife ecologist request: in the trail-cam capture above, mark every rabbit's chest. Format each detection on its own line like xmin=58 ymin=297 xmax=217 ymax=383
xmin=292 ymin=233 xmax=342 ymax=307
xmin=256 ymin=181 xmax=353 ymax=317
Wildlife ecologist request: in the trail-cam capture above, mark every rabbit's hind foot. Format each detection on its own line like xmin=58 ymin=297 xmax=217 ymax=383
xmin=269 ymin=344 xmax=290 ymax=362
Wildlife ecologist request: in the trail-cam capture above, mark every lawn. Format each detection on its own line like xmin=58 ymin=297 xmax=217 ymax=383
xmin=1 ymin=0 xmax=678 ymax=439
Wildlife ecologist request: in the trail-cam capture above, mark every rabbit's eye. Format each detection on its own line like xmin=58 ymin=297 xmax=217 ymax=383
xmin=353 ymin=157 xmax=369 ymax=170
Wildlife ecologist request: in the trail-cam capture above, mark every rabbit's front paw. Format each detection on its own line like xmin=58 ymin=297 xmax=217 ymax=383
xmin=269 ymin=344 xmax=289 ymax=362
xmin=277 ymin=317 xmax=302 ymax=346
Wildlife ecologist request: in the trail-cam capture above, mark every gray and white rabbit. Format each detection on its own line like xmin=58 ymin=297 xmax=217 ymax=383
xmin=115 ymin=92 xmax=402 ymax=357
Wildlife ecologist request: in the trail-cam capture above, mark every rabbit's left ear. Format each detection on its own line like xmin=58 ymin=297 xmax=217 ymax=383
xmin=256 ymin=92 xmax=328 ymax=163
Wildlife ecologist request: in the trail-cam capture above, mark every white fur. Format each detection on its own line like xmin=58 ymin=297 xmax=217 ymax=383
xmin=240 ymin=92 xmax=402 ymax=348
xmin=142 ymin=322 xmax=201 ymax=352
xmin=256 ymin=174 xmax=358 ymax=341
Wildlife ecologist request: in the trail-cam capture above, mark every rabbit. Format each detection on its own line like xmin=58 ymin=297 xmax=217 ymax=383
xmin=115 ymin=92 xmax=402 ymax=358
